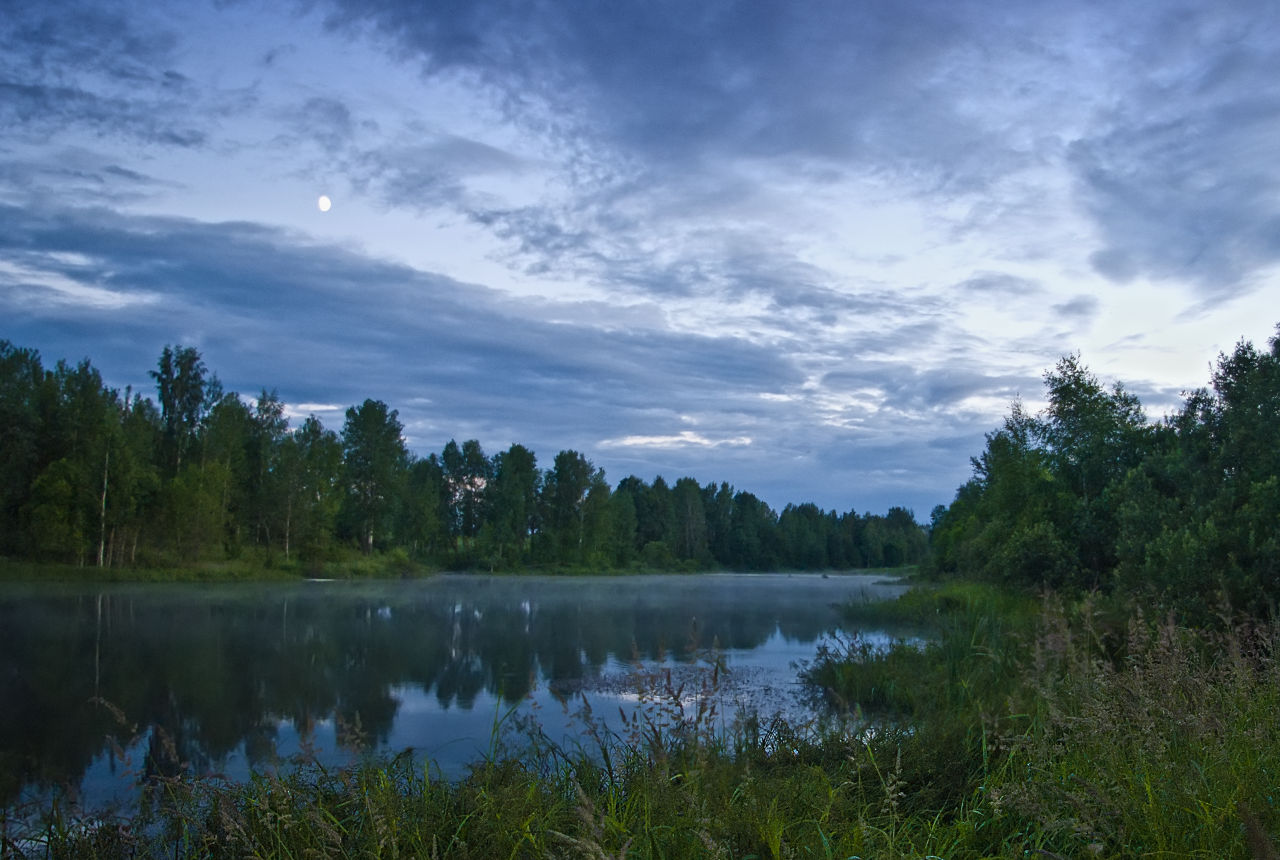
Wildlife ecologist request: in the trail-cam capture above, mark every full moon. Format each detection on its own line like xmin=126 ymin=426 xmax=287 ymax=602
xmin=317 ymin=194 xmax=332 ymax=212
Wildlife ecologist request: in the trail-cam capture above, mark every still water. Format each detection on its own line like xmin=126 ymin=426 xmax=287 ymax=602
xmin=0 ymin=572 xmax=908 ymax=811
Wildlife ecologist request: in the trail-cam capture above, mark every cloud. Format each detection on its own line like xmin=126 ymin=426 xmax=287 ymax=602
xmin=0 ymin=81 xmax=207 ymax=147
xmin=599 ymin=431 xmax=753 ymax=450
xmin=955 ymin=272 xmax=1043 ymax=298
xmin=356 ymin=137 xmax=531 ymax=211
xmin=821 ymin=361 xmax=1040 ymax=415
xmin=308 ymin=0 xmax=1280 ymax=316
xmin=0 ymin=199 xmax=800 ymax=441
xmin=310 ymin=0 xmax=1065 ymax=297
xmin=1068 ymin=1 xmax=1280 ymax=295
xmin=293 ymin=96 xmax=356 ymax=153
xmin=8 ymin=0 xmax=1266 ymax=516
xmin=0 ymin=149 xmax=173 ymax=207
xmin=1051 ymin=294 xmax=1099 ymax=321
xmin=0 ymin=258 xmax=158 ymax=311
xmin=0 ymin=2 xmax=178 ymax=83
xmin=0 ymin=2 xmax=247 ymax=151
xmin=320 ymin=0 xmax=1067 ymax=182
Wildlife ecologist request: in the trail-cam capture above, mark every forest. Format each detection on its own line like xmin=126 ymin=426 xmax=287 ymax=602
xmin=929 ymin=325 xmax=1280 ymax=619
xmin=0 ymin=341 xmax=927 ymax=573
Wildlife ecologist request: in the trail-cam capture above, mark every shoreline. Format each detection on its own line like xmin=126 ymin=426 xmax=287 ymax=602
xmin=0 ymin=557 xmax=917 ymax=584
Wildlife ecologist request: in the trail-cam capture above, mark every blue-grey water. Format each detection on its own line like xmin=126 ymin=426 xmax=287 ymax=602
xmin=0 ymin=572 xmax=909 ymax=812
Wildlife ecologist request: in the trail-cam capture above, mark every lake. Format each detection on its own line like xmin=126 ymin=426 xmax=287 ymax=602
xmin=0 ymin=572 xmax=909 ymax=812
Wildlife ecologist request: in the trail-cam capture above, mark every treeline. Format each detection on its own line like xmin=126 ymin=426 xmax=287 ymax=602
xmin=930 ymin=325 xmax=1280 ymax=618
xmin=0 ymin=341 xmax=926 ymax=572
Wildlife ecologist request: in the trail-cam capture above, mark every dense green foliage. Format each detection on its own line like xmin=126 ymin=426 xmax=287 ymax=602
xmin=0 ymin=341 xmax=926 ymax=574
xmin=930 ymin=327 xmax=1280 ymax=619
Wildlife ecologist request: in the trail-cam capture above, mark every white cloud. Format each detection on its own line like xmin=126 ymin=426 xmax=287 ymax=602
xmin=598 ymin=431 xmax=752 ymax=450
xmin=0 ymin=259 xmax=158 ymax=311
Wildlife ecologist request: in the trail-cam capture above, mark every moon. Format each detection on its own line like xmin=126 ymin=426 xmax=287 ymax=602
xmin=317 ymin=194 xmax=332 ymax=212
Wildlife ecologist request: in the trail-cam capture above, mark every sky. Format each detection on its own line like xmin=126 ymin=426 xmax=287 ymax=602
xmin=4 ymin=0 xmax=1280 ymax=517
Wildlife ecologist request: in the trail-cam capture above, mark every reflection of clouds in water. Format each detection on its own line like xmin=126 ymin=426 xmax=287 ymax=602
xmin=1 ymin=573 xmax=910 ymax=810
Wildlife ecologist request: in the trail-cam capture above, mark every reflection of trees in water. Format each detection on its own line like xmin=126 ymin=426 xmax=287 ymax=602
xmin=0 ymin=577 xmax=899 ymax=807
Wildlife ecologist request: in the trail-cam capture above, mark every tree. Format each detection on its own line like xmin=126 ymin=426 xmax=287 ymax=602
xmin=341 ymin=400 xmax=407 ymax=554
xmin=247 ymin=390 xmax=289 ymax=549
xmin=778 ymin=503 xmax=828 ymax=569
xmin=931 ymin=399 xmax=1078 ymax=586
xmin=104 ymin=390 xmax=162 ymax=567
xmin=1035 ymin=357 xmax=1151 ymax=583
xmin=634 ymin=475 xmax=676 ymax=562
xmin=441 ymin=439 xmax=492 ymax=549
xmin=161 ymin=460 xmax=230 ymax=561
xmin=482 ymin=444 xmax=539 ymax=566
xmin=671 ymin=477 xmax=709 ymax=565
xmin=1107 ymin=332 xmax=1280 ymax=615
xmin=44 ymin=358 xmax=121 ymax=565
xmin=150 ymin=345 xmax=212 ymax=475
xmin=727 ymin=491 xmax=777 ymax=569
xmin=580 ymin=470 xmax=614 ymax=568
xmin=606 ymin=488 xmax=638 ymax=567
xmin=539 ymin=450 xmax=598 ymax=563
xmin=201 ymin=392 xmax=253 ymax=551
xmin=0 ymin=341 xmax=46 ymax=556
xmin=26 ymin=458 xmax=84 ymax=561
xmin=279 ymin=416 xmax=343 ymax=561
xmin=702 ymin=482 xmax=734 ymax=565
xmin=398 ymin=454 xmax=450 ymax=561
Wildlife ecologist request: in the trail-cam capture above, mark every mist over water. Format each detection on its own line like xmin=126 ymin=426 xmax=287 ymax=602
xmin=1 ymin=573 xmax=909 ymax=811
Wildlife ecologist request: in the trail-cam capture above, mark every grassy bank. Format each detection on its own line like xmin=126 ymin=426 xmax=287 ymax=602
xmin=7 ymin=582 xmax=1279 ymax=858
xmin=0 ymin=552 xmax=433 ymax=584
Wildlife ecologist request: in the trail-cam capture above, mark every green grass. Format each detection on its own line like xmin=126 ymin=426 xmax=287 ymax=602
xmin=0 ymin=551 xmax=436 ymax=584
xmin=7 ymin=582 xmax=1280 ymax=858
xmin=807 ymin=583 xmax=1280 ymax=858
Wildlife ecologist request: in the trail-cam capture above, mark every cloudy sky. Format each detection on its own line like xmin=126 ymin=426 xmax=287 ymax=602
xmin=4 ymin=0 xmax=1280 ymax=516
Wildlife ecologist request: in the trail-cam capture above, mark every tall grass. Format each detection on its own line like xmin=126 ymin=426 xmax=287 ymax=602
xmin=1002 ymin=599 xmax=1280 ymax=857
xmin=804 ymin=582 xmax=1280 ymax=857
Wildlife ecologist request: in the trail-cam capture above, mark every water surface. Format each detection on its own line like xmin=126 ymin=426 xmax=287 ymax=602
xmin=0 ymin=572 xmax=909 ymax=811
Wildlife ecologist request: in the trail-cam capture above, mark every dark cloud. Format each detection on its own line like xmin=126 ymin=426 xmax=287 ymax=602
xmin=294 ymin=96 xmax=356 ymax=152
xmin=1051 ymin=295 xmax=1099 ymax=321
xmin=821 ymin=361 xmax=1039 ymax=413
xmin=307 ymin=0 xmax=1280 ymax=310
xmin=341 ymin=0 xmax=1044 ymax=184
xmin=313 ymin=0 xmax=1052 ymax=277
xmin=1069 ymin=1 xmax=1280 ymax=294
xmin=0 ymin=81 xmax=207 ymax=147
xmin=955 ymin=272 xmax=1043 ymax=297
xmin=1 ymin=2 xmax=178 ymax=83
xmin=0 ymin=150 xmax=173 ymax=207
xmin=357 ymin=137 xmax=529 ymax=211
xmin=0 ymin=1 xmax=224 ymax=149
